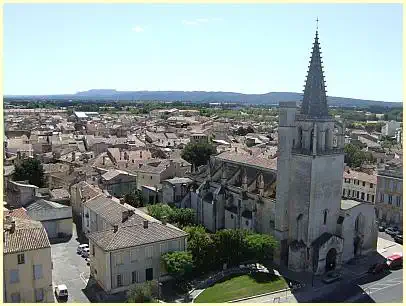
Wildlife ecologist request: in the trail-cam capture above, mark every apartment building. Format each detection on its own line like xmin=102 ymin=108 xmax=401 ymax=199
xmin=342 ymin=169 xmax=376 ymax=203
xmin=87 ymin=220 xmax=188 ymax=294
xmin=375 ymin=162 xmax=403 ymax=228
xmin=3 ymin=213 xmax=53 ymax=302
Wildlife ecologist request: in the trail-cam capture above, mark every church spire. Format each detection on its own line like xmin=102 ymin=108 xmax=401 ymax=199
xmin=300 ymin=27 xmax=329 ymax=118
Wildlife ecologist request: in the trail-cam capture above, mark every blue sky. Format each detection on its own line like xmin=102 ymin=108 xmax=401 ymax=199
xmin=4 ymin=4 xmax=403 ymax=101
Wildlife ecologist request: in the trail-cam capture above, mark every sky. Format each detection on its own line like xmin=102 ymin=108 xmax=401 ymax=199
xmin=4 ymin=3 xmax=403 ymax=102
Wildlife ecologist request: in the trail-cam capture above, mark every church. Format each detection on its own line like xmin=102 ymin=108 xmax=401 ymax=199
xmin=187 ymin=29 xmax=378 ymax=275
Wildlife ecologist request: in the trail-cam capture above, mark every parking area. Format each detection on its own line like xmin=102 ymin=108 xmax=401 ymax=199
xmin=51 ymin=223 xmax=91 ymax=303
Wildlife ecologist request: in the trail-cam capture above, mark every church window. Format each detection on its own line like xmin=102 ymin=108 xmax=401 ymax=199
xmin=388 ymin=195 xmax=393 ymax=205
xmin=307 ymin=248 xmax=310 ymax=260
xmin=296 ymin=214 xmax=304 ymax=241
xmin=298 ymin=127 xmax=303 ymax=148
xmin=323 ymin=210 xmax=327 ymax=225
xmin=309 ymin=129 xmax=314 ymax=151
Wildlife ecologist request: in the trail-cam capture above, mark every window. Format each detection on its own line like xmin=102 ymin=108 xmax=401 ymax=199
xmin=35 ymin=288 xmax=44 ymax=302
xmin=393 ymin=181 xmax=397 ymax=192
xmin=352 ymin=190 xmax=356 ymax=197
xmin=146 ymin=268 xmax=153 ymax=281
xmin=17 ymin=253 xmax=25 ymax=265
xmin=367 ymin=194 xmax=370 ymax=202
xmin=130 ymin=249 xmax=138 ymax=262
xmin=160 ymin=243 xmax=168 ymax=254
xmin=361 ymin=181 xmax=365 ymax=187
xmin=245 ymin=220 xmax=249 ymax=226
xmin=10 ymin=270 xmax=19 ymax=284
xmin=145 ymin=246 xmax=153 ymax=258
xmin=132 ymin=271 xmax=138 ymax=284
xmin=342 ymin=189 xmax=346 ymax=196
xmin=370 ymin=183 xmax=373 ymax=189
xmin=347 ymin=189 xmax=351 ymax=196
xmin=356 ymin=191 xmax=360 ymax=198
xmin=117 ymin=274 xmax=122 ymax=287
xmin=231 ymin=214 xmax=234 ymax=219
xmin=33 ymin=264 xmax=43 ymax=280
xmin=361 ymin=192 xmax=365 ymax=200
xmin=357 ymin=180 xmax=360 ymax=185
xmin=380 ymin=193 xmax=384 ymax=203
xmin=11 ymin=293 xmax=20 ymax=303
xmin=92 ymin=245 xmax=95 ymax=256
xmin=396 ymin=196 xmax=401 ymax=207
xmin=323 ymin=210 xmax=328 ymax=225
xmin=371 ymin=195 xmax=375 ymax=203
xmin=115 ymin=254 xmax=123 ymax=266
xmin=388 ymin=195 xmax=393 ymax=204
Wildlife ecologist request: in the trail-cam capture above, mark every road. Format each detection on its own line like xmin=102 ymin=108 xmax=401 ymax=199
xmin=51 ymin=224 xmax=91 ymax=303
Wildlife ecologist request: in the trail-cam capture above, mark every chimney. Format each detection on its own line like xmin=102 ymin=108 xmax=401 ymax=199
xmin=10 ymin=221 xmax=16 ymax=234
xmin=113 ymin=225 xmax=118 ymax=233
xmin=122 ymin=210 xmax=129 ymax=223
xmin=143 ymin=220 xmax=149 ymax=229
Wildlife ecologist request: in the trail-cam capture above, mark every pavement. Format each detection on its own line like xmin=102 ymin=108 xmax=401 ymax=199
xmin=51 ymin=223 xmax=91 ymax=303
xmin=234 ymin=236 xmax=403 ymax=303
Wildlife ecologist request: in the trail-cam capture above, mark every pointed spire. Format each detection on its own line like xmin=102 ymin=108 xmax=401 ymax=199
xmin=300 ymin=28 xmax=329 ymax=118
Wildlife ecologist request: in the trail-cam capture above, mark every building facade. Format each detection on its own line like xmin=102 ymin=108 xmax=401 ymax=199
xmin=342 ymin=169 xmax=376 ymax=204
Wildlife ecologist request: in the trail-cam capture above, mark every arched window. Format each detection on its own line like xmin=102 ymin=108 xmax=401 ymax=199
xmin=323 ymin=210 xmax=328 ymax=225
xmin=297 ymin=214 xmax=304 ymax=241
xmin=309 ymin=129 xmax=314 ymax=151
xmin=325 ymin=129 xmax=330 ymax=150
xmin=297 ymin=127 xmax=303 ymax=148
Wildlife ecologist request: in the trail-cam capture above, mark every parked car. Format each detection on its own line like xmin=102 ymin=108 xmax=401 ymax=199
xmin=385 ymin=227 xmax=398 ymax=236
xmin=77 ymin=244 xmax=88 ymax=254
xmin=368 ymin=263 xmax=388 ymax=274
xmin=378 ymin=226 xmax=385 ymax=232
xmin=394 ymin=235 xmax=403 ymax=244
xmin=386 ymin=254 xmax=403 ymax=269
xmin=55 ymin=284 xmax=68 ymax=299
xmin=322 ymin=271 xmax=342 ymax=284
xmin=81 ymin=247 xmax=90 ymax=258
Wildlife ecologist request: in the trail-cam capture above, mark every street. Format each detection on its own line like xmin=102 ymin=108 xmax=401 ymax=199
xmin=51 ymin=223 xmax=91 ymax=303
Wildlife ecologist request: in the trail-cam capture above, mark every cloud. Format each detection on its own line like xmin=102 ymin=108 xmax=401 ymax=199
xmin=182 ymin=18 xmax=223 ymax=26
xmin=132 ymin=26 xmax=144 ymax=33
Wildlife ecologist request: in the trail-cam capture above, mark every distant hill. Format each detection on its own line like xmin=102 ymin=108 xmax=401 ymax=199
xmin=5 ymin=90 xmax=402 ymax=108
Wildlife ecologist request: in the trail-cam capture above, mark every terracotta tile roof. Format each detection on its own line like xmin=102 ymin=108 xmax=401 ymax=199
xmin=343 ymin=169 xmax=377 ymax=184
xmin=4 ymin=218 xmax=50 ymax=254
xmin=5 ymin=208 xmax=30 ymax=220
xmin=216 ymin=152 xmax=277 ymax=171
xmin=88 ymin=221 xmax=188 ymax=251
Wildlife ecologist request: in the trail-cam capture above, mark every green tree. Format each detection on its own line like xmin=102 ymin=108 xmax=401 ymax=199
xmin=161 ymin=251 xmax=194 ymax=279
xmin=181 ymin=142 xmax=216 ymax=169
xmin=170 ymin=208 xmax=195 ymax=227
xmin=244 ymin=233 xmax=278 ymax=263
xmin=124 ymin=190 xmax=144 ymax=208
xmin=344 ymin=144 xmax=376 ymax=168
xmin=183 ymin=225 xmax=216 ymax=272
xmin=127 ymin=281 xmax=158 ymax=303
xmin=13 ymin=158 xmax=45 ymax=187
xmin=147 ymin=203 xmax=174 ymax=221
xmin=213 ymin=229 xmax=247 ymax=267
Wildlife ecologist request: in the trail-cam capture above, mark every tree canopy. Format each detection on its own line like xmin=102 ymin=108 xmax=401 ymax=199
xmin=13 ymin=158 xmax=45 ymax=187
xmin=161 ymin=251 xmax=194 ymax=279
xmin=147 ymin=203 xmax=196 ymax=228
xmin=181 ymin=142 xmax=216 ymax=169
xmin=344 ymin=144 xmax=376 ymax=168
xmin=127 ymin=281 xmax=158 ymax=303
xmin=124 ymin=189 xmax=144 ymax=208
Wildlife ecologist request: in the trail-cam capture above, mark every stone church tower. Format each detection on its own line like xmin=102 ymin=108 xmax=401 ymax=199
xmin=274 ymin=29 xmax=348 ymax=274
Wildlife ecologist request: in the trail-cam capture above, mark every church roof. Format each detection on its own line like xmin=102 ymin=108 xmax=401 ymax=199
xmin=300 ymin=30 xmax=330 ymax=118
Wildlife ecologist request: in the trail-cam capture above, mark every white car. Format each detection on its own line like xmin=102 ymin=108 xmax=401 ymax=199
xmin=77 ymin=244 xmax=88 ymax=254
xmin=81 ymin=247 xmax=90 ymax=258
xmin=55 ymin=284 xmax=68 ymax=299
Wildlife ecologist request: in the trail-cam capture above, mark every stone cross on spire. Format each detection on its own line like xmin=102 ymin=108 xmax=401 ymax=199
xmin=300 ymin=25 xmax=329 ymax=118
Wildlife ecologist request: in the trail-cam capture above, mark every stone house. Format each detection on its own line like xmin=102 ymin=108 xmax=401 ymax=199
xmin=7 ymin=181 xmax=38 ymax=209
xmin=342 ymin=169 xmax=376 ymax=203
xmin=100 ymin=169 xmax=137 ymax=198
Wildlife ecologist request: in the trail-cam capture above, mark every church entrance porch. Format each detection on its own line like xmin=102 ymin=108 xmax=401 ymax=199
xmin=325 ymin=248 xmax=337 ymax=272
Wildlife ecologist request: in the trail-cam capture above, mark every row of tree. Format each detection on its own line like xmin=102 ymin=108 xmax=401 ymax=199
xmin=146 ymin=203 xmax=195 ymax=228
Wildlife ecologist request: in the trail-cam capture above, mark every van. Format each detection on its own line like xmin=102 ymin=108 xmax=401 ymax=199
xmin=386 ymin=254 xmax=403 ymax=269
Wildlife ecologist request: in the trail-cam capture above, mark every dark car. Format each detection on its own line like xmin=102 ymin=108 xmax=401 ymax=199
xmin=378 ymin=226 xmax=385 ymax=232
xmin=368 ymin=263 xmax=388 ymax=274
xmin=394 ymin=235 xmax=403 ymax=244
xmin=322 ymin=271 xmax=342 ymax=284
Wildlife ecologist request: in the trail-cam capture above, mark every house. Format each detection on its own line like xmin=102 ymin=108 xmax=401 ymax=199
xmin=100 ymin=169 xmax=137 ymax=198
xmin=87 ymin=219 xmax=188 ymax=294
xmin=25 ymin=199 xmax=73 ymax=239
xmin=70 ymin=181 xmax=104 ymax=222
xmin=381 ymin=120 xmax=401 ymax=137
xmin=6 ymin=181 xmax=39 ymax=209
xmin=162 ymin=177 xmax=193 ymax=207
xmin=342 ymin=169 xmax=377 ymax=203
xmin=3 ymin=214 xmax=53 ymax=302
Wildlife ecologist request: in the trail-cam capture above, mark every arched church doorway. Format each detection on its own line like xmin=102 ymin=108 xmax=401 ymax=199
xmin=325 ymin=248 xmax=337 ymax=272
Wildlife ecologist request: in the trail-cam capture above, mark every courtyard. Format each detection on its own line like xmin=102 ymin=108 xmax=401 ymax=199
xmin=51 ymin=223 xmax=91 ymax=303
xmin=194 ymin=272 xmax=288 ymax=303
